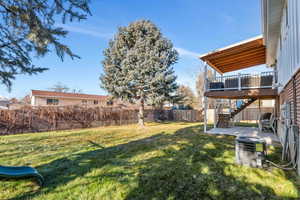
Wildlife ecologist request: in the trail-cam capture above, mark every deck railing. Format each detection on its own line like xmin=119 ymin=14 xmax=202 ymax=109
xmin=206 ymin=71 xmax=277 ymax=91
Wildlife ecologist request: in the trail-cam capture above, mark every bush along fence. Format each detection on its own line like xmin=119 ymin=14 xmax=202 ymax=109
xmin=0 ymin=106 xmax=203 ymax=135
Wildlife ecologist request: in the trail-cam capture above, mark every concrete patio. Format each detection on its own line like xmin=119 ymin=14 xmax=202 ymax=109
xmin=206 ymin=126 xmax=280 ymax=145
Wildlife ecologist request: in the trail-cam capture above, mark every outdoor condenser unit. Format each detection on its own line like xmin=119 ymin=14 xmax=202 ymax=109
xmin=235 ymin=136 xmax=267 ymax=168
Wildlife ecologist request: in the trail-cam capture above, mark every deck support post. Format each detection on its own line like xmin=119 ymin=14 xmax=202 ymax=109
xmin=229 ymin=99 xmax=233 ymax=126
xmin=213 ymin=70 xmax=217 ymax=82
xmin=214 ymin=101 xmax=217 ymax=128
xmin=238 ymin=73 xmax=241 ymax=91
xmin=204 ymin=63 xmax=208 ymax=92
xmin=204 ymin=62 xmax=208 ymax=133
xmin=258 ymin=99 xmax=261 ymax=124
xmin=213 ymin=70 xmax=217 ymax=129
xmin=204 ymin=96 xmax=208 ymax=133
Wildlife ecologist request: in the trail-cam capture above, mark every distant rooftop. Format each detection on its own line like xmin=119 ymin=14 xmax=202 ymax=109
xmin=31 ymin=90 xmax=108 ymax=100
xmin=0 ymin=96 xmax=9 ymax=101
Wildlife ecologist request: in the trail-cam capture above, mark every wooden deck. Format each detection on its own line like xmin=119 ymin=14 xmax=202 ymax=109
xmin=204 ymin=88 xmax=277 ymax=99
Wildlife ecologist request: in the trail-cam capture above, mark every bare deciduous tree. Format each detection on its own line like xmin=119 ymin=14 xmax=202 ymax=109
xmin=196 ymin=69 xmax=215 ymax=109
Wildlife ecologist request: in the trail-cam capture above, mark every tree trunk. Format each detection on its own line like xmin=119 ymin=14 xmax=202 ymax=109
xmin=138 ymin=97 xmax=145 ymax=127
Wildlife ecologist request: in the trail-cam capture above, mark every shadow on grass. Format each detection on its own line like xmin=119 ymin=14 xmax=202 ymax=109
xmin=12 ymin=124 xmax=298 ymax=200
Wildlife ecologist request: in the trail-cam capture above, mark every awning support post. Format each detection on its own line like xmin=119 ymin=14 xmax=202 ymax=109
xmin=204 ymin=96 xmax=208 ymax=133
xmin=238 ymin=73 xmax=241 ymax=91
xmin=214 ymin=102 xmax=217 ymax=128
xmin=204 ymin=63 xmax=208 ymax=133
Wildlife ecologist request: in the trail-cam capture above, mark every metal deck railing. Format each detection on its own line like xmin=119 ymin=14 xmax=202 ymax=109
xmin=206 ymin=71 xmax=277 ymax=91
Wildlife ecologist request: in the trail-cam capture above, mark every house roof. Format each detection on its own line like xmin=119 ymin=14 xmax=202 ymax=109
xmin=199 ymin=36 xmax=266 ymax=74
xmin=0 ymin=96 xmax=9 ymax=101
xmin=31 ymin=90 xmax=108 ymax=100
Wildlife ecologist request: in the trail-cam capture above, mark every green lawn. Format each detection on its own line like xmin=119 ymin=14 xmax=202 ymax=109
xmin=0 ymin=122 xmax=299 ymax=200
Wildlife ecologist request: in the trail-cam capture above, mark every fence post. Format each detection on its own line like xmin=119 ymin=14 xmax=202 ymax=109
xmin=238 ymin=73 xmax=241 ymax=91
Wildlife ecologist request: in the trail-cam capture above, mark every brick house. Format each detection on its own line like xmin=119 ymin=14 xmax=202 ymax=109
xmin=30 ymin=90 xmax=112 ymax=107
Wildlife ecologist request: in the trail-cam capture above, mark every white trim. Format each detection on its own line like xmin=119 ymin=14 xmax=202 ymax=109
xmin=32 ymin=95 xmax=107 ymax=101
xmin=262 ymin=0 xmax=286 ymax=66
xmin=31 ymin=96 xmax=35 ymax=106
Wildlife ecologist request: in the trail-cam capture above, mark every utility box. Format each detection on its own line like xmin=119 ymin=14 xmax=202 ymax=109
xmin=235 ymin=136 xmax=266 ymax=168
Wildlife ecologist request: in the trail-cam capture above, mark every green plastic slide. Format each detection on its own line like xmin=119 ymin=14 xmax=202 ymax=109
xmin=0 ymin=165 xmax=44 ymax=186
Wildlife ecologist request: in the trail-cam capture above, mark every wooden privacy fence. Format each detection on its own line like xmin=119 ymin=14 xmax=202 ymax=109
xmin=234 ymin=107 xmax=274 ymax=122
xmin=164 ymin=110 xmax=203 ymax=122
xmin=0 ymin=106 xmax=203 ymax=135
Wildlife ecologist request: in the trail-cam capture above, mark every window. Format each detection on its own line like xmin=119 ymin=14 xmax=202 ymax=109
xmin=82 ymin=100 xmax=87 ymax=104
xmin=106 ymin=100 xmax=113 ymax=106
xmin=46 ymin=99 xmax=59 ymax=105
xmin=94 ymin=100 xmax=98 ymax=105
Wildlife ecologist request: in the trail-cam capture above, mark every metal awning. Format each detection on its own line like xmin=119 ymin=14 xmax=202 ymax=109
xmin=199 ymin=36 xmax=266 ymax=74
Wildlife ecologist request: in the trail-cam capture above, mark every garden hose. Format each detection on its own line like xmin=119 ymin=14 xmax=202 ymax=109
xmin=265 ymin=124 xmax=298 ymax=170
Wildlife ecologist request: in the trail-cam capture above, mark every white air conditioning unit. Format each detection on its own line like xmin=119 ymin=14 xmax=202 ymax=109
xmin=235 ymin=136 xmax=267 ymax=168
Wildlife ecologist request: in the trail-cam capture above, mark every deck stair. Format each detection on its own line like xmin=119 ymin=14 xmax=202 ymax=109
xmin=230 ymin=98 xmax=257 ymax=118
xmin=216 ymin=98 xmax=257 ymax=128
xmin=216 ymin=114 xmax=232 ymax=128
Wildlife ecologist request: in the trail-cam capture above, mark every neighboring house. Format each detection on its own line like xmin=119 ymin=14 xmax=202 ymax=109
xmin=200 ymin=0 xmax=300 ymax=173
xmin=0 ymin=97 xmax=9 ymax=109
xmin=30 ymin=90 xmax=112 ymax=107
xmin=0 ymin=97 xmax=28 ymax=110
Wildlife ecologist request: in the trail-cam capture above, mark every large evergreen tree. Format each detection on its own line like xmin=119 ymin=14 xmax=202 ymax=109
xmin=101 ymin=20 xmax=179 ymax=126
xmin=0 ymin=0 xmax=91 ymax=89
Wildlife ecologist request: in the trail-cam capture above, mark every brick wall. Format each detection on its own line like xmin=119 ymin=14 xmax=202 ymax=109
xmin=279 ymin=69 xmax=300 ymax=125
xmin=278 ymin=69 xmax=300 ymax=175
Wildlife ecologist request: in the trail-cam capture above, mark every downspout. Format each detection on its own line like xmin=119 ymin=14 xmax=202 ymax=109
xmin=292 ymin=77 xmax=297 ymax=125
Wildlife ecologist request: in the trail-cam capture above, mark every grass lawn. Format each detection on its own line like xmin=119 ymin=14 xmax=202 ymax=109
xmin=0 ymin=122 xmax=299 ymax=200
xmin=234 ymin=122 xmax=258 ymax=127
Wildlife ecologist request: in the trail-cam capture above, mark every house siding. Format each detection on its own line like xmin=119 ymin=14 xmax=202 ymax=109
xmin=277 ymin=0 xmax=300 ymax=130
xmin=277 ymin=0 xmax=300 ymax=92
xmin=33 ymin=96 xmax=108 ymax=107
xmin=264 ymin=0 xmax=300 ymax=175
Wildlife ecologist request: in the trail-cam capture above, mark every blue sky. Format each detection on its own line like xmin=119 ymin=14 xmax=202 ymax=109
xmin=0 ymin=0 xmax=268 ymax=98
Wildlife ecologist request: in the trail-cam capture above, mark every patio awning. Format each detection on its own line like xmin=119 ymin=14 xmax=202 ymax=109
xmin=199 ymin=36 xmax=266 ymax=74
